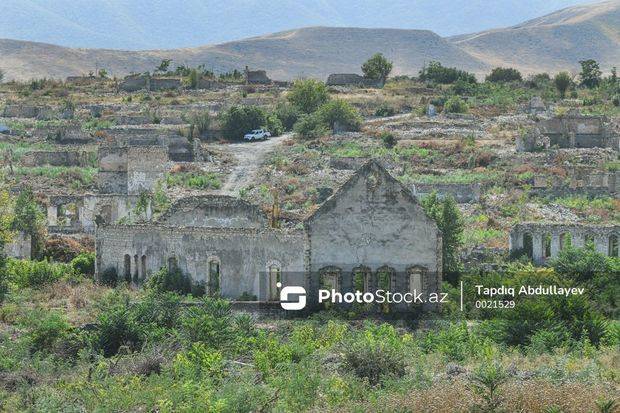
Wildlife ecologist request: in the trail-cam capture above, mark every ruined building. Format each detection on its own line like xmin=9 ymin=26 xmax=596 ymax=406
xmin=518 ymin=110 xmax=620 ymax=152
xmin=96 ymin=162 xmax=443 ymax=310
xmin=510 ymin=222 xmax=619 ymax=265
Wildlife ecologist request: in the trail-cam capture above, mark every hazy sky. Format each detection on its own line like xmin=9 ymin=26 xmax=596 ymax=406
xmin=0 ymin=0 xmax=593 ymax=49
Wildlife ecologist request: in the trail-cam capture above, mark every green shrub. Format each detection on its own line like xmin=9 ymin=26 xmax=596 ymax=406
xmin=264 ymin=112 xmax=284 ymax=136
xmin=287 ymin=79 xmax=329 ymax=113
xmin=293 ymin=113 xmax=328 ymax=140
xmin=443 ymin=96 xmax=468 ymax=113
xmin=342 ymin=333 xmax=405 ymax=385
xmin=316 ymin=99 xmax=362 ymax=132
xmin=180 ymin=297 xmax=237 ymax=349
xmin=24 ymin=309 xmax=72 ymax=353
xmin=99 ymin=267 xmax=118 ymax=287
xmin=486 ymin=67 xmax=522 ymax=83
xmin=7 ymin=258 xmax=72 ymax=289
xmin=419 ymin=61 xmax=477 ymax=84
xmin=147 ymin=266 xmax=193 ymax=295
xmin=380 ymin=131 xmax=397 ymax=148
xmin=374 ymin=104 xmax=396 ymax=117
xmin=166 ymin=171 xmax=221 ymax=190
xmin=95 ymin=292 xmax=144 ymax=357
xmin=274 ymin=102 xmax=300 ymax=131
xmin=71 ymin=252 xmax=95 ymax=277
xmin=219 ymin=105 xmax=266 ymax=140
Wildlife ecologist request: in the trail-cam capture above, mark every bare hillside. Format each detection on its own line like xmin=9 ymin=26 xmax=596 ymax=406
xmin=451 ymin=0 xmax=620 ymax=73
xmin=0 ymin=27 xmax=488 ymax=81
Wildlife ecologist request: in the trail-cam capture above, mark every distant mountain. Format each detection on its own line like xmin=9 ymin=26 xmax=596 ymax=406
xmin=0 ymin=1 xmax=617 ymax=82
xmin=450 ymin=0 xmax=620 ymax=73
xmin=0 ymin=0 xmax=589 ymax=50
xmin=0 ymin=27 xmax=490 ymax=81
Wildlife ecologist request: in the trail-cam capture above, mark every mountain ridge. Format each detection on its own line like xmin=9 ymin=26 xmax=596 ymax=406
xmin=0 ymin=1 xmax=618 ymax=82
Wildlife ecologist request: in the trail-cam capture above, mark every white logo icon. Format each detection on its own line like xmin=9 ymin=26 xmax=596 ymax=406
xmin=278 ymin=282 xmax=307 ymax=310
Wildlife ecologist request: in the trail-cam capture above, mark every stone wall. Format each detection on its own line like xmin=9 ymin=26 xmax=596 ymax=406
xmin=4 ymin=232 xmax=31 ymax=259
xmin=96 ymin=225 xmax=306 ymax=301
xmin=510 ymin=222 xmax=619 ymax=264
xmin=158 ymin=195 xmax=267 ymax=229
xmin=21 ymin=150 xmax=95 ymax=167
xmin=326 ymin=73 xmax=381 ymax=87
xmin=411 ymin=183 xmax=483 ymax=203
xmin=2 ymin=104 xmax=56 ymax=120
xmin=519 ymin=111 xmax=619 ymax=152
xmin=119 ymin=75 xmax=182 ymax=92
xmin=528 ymin=171 xmax=619 ymax=197
xmin=126 ymin=146 xmax=168 ymax=195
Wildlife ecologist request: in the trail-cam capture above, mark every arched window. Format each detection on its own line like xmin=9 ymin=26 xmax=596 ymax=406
xmin=168 ymin=256 xmax=178 ymax=272
xmin=141 ymin=255 xmax=147 ymax=279
xmin=267 ymin=262 xmax=281 ymax=301
xmin=542 ymin=233 xmax=552 ymax=258
xmin=208 ymin=258 xmax=221 ymax=296
xmin=609 ymin=235 xmax=619 ymax=257
xmin=133 ymin=254 xmax=139 ymax=282
xmin=123 ymin=254 xmax=131 ymax=283
xmin=319 ymin=266 xmax=341 ymax=292
xmin=523 ymin=233 xmax=533 ymax=258
xmin=408 ymin=266 xmax=426 ymax=295
xmin=352 ymin=266 xmax=371 ymax=293
xmin=559 ymin=232 xmax=572 ymax=250
xmin=376 ymin=266 xmax=395 ymax=291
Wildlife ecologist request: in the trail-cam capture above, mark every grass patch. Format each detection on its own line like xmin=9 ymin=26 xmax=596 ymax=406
xmin=166 ymin=171 xmax=222 ymax=190
xmin=400 ymin=170 xmax=502 ymax=184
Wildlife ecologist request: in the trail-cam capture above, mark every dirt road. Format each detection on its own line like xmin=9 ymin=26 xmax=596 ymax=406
xmin=219 ymin=133 xmax=291 ymax=195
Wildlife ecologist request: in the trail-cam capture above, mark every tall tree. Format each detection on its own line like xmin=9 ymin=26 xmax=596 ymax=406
xmin=422 ymin=192 xmax=463 ymax=284
xmin=579 ymin=59 xmax=602 ymax=89
xmin=361 ymin=53 xmax=393 ymax=86
xmin=12 ymin=187 xmax=45 ymax=258
xmin=554 ymin=72 xmax=571 ymax=98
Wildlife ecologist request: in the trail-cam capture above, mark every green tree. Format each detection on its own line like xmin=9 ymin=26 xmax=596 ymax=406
xmin=0 ymin=184 xmax=14 ymax=302
xmin=98 ymin=69 xmax=108 ymax=79
xmin=218 ymin=105 xmax=266 ymax=139
xmin=443 ymin=96 xmax=468 ymax=113
xmin=419 ymin=61 xmax=477 ymax=84
xmin=486 ymin=67 xmax=522 ymax=83
xmin=12 ymin=187 xmax=45 ymax=258
xmin=361 ymin=53 xmax=393 ymax=86
xmin=554 ymin=72 xmax=571 ymax=98
xmin=156 ymin=59 xmax=172 ymax=74
xmin=316 ymin=99 xmax=362 ymax=132
xmin=287 ymin=79 xmax=329 ymax=114
xmin=422 ymin=192 xmax=463 ymax=283
xmin=293 ymin=113 xmax=328 ymax=140
xmin=579 ymin=59 xmax=602 ymax=89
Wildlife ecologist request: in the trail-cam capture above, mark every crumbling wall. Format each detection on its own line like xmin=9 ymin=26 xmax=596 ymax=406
xmin=510 ymin=222 xmax=619 ymax=264
xmin=149 ymin=78 xmax=182 ymax=91
xmin=119 ymin=75 xmax=148 ymax=92
xmin=158 ymin=196 xmax=267 ymax=229
xmin=411 ymin=183 xmax=483 ymax=203
xmin=4 ymin=232 xmax=31 ymax=259
xmin=21 ymin=150 xmax=95 ymax=167
xmin=96 ymin=225 xmax=306 ymax=300
xmin=126 ymin=146 xmax=168 ymax=195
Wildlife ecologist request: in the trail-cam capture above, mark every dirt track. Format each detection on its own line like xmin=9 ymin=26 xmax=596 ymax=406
xmin=219 ymin=133 xmax=291 ymax=195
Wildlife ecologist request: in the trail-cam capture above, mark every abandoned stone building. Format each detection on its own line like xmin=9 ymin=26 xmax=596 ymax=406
xmin=326 ymin=73 xmax=380 ymax=87
xmin=244 ymin=67 xmax=271 ymax=85
xmin=96 ymin=161 xmax=443 ymax=310
xmin=510 ymin=222 xmax=619 ymax=265
xmin=518 ymin=110 xmax=620 ymax=152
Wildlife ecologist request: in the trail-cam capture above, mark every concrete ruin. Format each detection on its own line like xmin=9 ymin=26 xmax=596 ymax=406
xmin=528 ymin=170 xmax=619 ymax=198
xmin=244 ymin=67 xmax=271 ymax=85
xmin=510 ymin=222 xmax=619 ymax=264
xmin=411 ymin=183 xmax=483 ymax=203
xmin=518 ymin=110 xmax=620 ymax=152
xmin=96 ymin=161 xmax=443 ymax=311
xmin=4 ymin=232 xmax=32 ymax=259
xmin=326 ymin=74 xmax=381 ymax=87
xmin=21 ymin=150 xmax=95 ymax=168
xmin=119 ymin=75 xmax=182 ymax=92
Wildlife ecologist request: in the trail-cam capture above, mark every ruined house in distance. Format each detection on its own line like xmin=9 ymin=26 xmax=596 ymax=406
xmin=244 ymin=66 xmax=271 ymax=85
xmin=326 ymin=73 xmax=381 ymax=87
xmin=96 ymin=161 xmax=443 ymax=310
